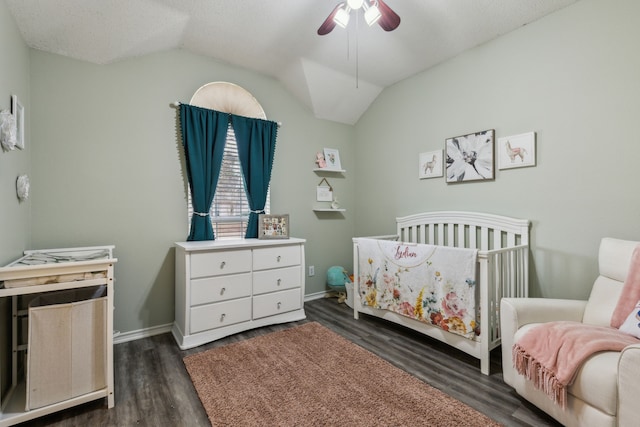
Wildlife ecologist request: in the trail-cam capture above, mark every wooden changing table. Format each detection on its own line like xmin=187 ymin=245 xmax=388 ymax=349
xmin=0 ymin=246 xmax=116 ymax=427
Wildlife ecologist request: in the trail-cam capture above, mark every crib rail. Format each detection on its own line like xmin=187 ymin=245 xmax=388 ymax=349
xmin=480 ymin=245 xmax=529 ymax=351
xmin=396 ymin=211 xmax=529 ymax=251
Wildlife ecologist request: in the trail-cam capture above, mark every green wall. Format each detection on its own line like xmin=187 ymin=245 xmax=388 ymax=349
xmin=28 ymin=50 xmax=354 ymax=334
xmin=0 ymin=1 xmax=30 ymax=264
xmin=353 ymin=0 xmax=640 ymax=299
xmin=0 ymin=0 xmax=30 ymax=400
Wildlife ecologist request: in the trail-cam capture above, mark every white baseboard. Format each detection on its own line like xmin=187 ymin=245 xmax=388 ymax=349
xmin=113 ymin=322 xmax=173 ymax=345
xmin=304 ymin=291 xmax=331 ymax=301
xmin=114 ymin=293 xmax=332 ymax=345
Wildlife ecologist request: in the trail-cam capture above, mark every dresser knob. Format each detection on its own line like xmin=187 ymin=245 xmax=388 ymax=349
xmin=277 ymin=255 xmax=281 ymax=262
xmin=277 ymin=302 xmax=281 ymax=309
xmin=220 ymin=313 xmax=226 ymax=322
xmin=220 ymin=287 xmax=226 ymax=295
xmin=277 ymin=279 xmax=282 ymax=286
xmin=220 ymin=261 xmax=226 ymax=269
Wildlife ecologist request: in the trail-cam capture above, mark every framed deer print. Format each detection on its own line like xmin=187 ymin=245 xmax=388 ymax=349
xmin=419 ymin=150 xmax=443 ymax=179
xmin=497 ymin=132 xmax=536 ymax=170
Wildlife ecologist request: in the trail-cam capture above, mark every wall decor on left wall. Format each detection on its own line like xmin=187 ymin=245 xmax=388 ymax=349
xmin=0 ymin=108 xmax=16 ymax=151
xmin=11 ymin=95 xmax=25 ymax=149
xmin=17 ymin=174 xmax=30 ymax=202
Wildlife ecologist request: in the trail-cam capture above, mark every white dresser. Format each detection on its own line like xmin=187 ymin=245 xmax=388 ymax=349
xmin=172 ymin=238 xmax=306 ymax=349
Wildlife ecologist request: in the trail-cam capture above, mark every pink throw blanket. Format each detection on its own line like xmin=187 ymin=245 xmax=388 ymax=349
xmin=513 ymin=321 xmax=639 ymax=408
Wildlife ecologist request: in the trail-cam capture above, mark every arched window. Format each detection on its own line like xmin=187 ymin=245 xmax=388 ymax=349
xmin=184 ymin=82 xmax=271 ymax=239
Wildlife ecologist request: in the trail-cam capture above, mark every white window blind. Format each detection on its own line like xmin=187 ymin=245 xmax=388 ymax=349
xmin=188 ymin=124 xmax=269 ymax=239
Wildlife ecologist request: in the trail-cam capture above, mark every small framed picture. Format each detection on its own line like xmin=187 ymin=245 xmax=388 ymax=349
xmin=316 ymin=177 xmax=333 ymax=201
xmin=316 ymin=185 xmax=333 ymax=202
xmin=419 ymin=150 xmax=443 ymax=179
xmin=497 ymin=132 xmax=536 ymax=170
xmin=445 ymin=129 xmax=494 ymax=183
xmin=11 ymin=95 xmax=24 ymax=149
xmin=258 ymin=214 xmax=290 ymax=239
xmin=323 ymin=148 xmax=342 ymax=171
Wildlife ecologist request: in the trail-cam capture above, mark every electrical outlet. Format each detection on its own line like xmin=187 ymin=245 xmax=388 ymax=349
xmin=308 ymin=265 xmax=315 ymax=276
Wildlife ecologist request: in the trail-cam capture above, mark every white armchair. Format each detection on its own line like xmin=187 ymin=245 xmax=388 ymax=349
xmin=501 ymin=238 xmax=640 ymax=427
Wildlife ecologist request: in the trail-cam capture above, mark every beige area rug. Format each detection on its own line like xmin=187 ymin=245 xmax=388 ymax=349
xmin=183 ymin=322 xmax=501 ymax=427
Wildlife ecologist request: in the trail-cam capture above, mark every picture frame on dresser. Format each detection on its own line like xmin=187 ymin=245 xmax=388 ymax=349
xmin=258 ymin=214 xmax=289 ymax=239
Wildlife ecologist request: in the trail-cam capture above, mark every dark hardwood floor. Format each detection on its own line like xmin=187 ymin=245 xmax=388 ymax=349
xmin=16 ymin=297 xmax=561 ymax=426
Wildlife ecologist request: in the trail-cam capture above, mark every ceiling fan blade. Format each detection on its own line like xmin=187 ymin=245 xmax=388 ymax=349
xmin=376 ymin=0 xmax=401 ymax=32
xmin=317 ymin=2 xmax=345 ymax=35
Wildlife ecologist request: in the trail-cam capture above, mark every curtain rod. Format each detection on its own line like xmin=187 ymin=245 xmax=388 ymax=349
xmin=169 ymin=102 xmax=282 ymax=127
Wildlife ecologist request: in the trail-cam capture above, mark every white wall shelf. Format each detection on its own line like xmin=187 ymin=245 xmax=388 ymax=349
xmin=313 ymin=158 xmax=345 ymax=213
xmin=313 ymin=168 xmax=345 ymax=173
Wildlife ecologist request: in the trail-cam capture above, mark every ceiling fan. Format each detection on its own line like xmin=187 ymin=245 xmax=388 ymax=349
xmin=317 ymin=0 xmax=401 ymax=35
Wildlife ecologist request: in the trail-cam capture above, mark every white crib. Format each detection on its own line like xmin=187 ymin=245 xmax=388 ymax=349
xmin=352 ymin=211 xmax=530 ymax=375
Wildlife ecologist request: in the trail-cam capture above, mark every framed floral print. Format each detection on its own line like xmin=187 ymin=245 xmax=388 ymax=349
xmin=445 ymin=129 xmax=494 ymax=183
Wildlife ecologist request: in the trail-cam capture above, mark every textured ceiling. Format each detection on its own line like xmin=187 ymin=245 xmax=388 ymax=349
xmin=5 ymin=0 xmax=579 ymax=124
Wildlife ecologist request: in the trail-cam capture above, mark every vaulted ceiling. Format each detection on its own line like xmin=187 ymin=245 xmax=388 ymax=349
xmin=5 ymin=0 xmax=579 ymax=124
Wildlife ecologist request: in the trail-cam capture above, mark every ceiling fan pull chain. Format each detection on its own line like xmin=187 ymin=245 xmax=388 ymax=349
xmin=346 ymin=27 xmax=350 ymax=62
xmin=355 ymin=11 xmax=359 ymax=89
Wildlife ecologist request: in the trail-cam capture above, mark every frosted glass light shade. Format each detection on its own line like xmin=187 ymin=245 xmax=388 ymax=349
xmin=364 ymin=4 xmax=381 ymax=26
xmin=334 ymin=7 xmax=350 ymax=28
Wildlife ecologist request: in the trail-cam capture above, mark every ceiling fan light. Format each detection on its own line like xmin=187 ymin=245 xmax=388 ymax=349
xmin=334 ymin=6 xmax=351 ymax=28
xmin=347 ymin=0 xmax=364 ymax=10
xmin=364 ymin=4 xmax=381 ymax=26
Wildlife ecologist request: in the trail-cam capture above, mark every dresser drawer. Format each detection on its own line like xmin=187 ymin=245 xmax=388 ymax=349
xmin=190 ymin=298 xmax=251 ymax=333
xmin=190 ymin=249 xmax=251 ymax=278
xmin=252 ymin=288 xmax=301 ymax=319
xmin=191 ymin=273 xmax=251 ymax=305
xmin=252 ymin=245 xmax=301 ymax=271
xmin=252 ymin=266 xmax=301 ymax=295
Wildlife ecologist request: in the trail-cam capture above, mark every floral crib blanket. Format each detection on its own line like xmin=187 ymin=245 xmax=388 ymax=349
xmin=357 ymin=238 xmax=479 ymax=339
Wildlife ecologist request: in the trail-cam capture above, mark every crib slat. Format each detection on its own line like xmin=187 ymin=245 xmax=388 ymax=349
xmin=469 ymin=225 xmax=477 ymax=249
xmin=447 ymin=223 xmax=455 ymax=247
xmin=480 ymin=227 xmax=489 ymax=251
xmin=457 ymin=224 xmax=465 ymax=248
xmin=493 ymin=230 xmax=502 ymax=250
